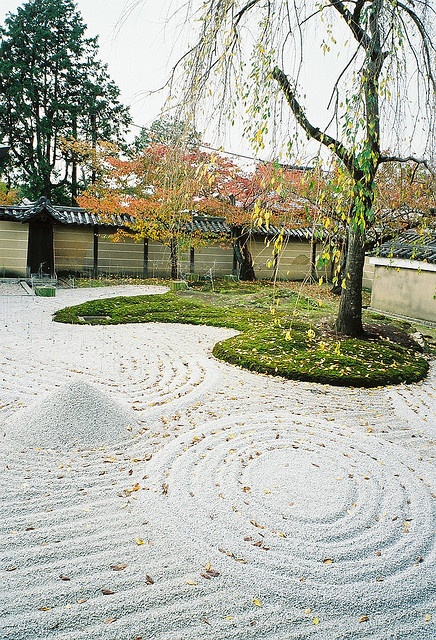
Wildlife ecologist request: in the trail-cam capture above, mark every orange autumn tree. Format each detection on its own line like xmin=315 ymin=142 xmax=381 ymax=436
xmin=292 ymin=158 xmax=436 ymax=292
xmin=0 ymin=183 xmax=19 ymax=205
xmin=209 ymin=160 xmax=315 ymax=280
xmin=79 ymin=141 xmax=317 ymax=281
xmin=79 ymin=143 xmax=234 ymax=279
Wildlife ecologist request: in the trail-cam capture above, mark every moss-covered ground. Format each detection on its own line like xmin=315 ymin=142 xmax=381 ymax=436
xmin=54 ymin=279 xmax=433 ymax=388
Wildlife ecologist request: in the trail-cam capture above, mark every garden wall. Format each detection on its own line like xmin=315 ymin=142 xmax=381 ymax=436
xmin=0 ymin=220 xmax=28 ymax=277
xmin=370 ymin=258 xmax=436 ymax=323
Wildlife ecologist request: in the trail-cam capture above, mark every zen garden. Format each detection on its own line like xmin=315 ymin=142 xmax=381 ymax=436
xmin=0 ymin=1 xmax=435 ymax=640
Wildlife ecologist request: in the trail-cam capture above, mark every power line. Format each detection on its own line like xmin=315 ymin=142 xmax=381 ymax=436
xmin=130 ymin=120 xmax=264 ymax=163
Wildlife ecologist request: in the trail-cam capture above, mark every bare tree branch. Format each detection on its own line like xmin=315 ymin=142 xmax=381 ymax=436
xmin=379 ymin=154 xmax=434 ymax=174
xmin=272 ymin=66 xmax=356 ymax=175
xmin=328 ymin=0 xmax=371 ymax=48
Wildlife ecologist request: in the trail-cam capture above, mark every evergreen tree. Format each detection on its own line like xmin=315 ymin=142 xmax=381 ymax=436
xmin=0 ymin=0 xmax=131 ymax=203
xmin=133 ymin=116 xmax=201 ymax=154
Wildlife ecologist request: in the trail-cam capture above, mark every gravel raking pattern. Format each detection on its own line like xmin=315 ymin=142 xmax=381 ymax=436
xmin=0 ymin=285 xmax=435 ymax=640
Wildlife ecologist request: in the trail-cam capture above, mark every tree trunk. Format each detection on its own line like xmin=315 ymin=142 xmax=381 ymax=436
xmin=71 ymin=112 xmax=77 ymax=205
xmin=335 ymin=225 xmax=366 ymax=336
xmin=170 ymin=237 xmax=178 ymax=280
xmin=233 ymin=229 xmax=256 ymax=281
xmin=331 ymin=237 xmax=348 ymax=295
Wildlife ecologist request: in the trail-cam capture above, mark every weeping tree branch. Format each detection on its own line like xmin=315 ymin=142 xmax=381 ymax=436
xmin=272 ymin=66 xmax=357 ymax=176
xmin=397 ymin=1 xmax=436 ymax=93
xmin=328 ymin=0 xmax=371 ymax=48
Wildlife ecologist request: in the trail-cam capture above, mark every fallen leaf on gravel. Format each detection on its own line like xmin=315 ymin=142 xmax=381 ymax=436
xmin=424 ymin=614 xmax=432 ymax=622
xmin=323 ymin=558 xmax=333 ymax=564
xmin=206 ymin=568 xmax=220 ymax=577
xmin=39 ymin=607 xmax=51 ymax=611
xmin=125 ymin=483 xmax=140 ymax=494
xmin=162 ymin=483 xmax=169 ymax=495
xmin=250 ymin=520 xmax=265 ymax=529
xmin=253 ymin=598 xmax=262 ymax=607
xmin=305 ymin=608 xmax=311 ymax=615
xmin=77 ymin=598 xmax=87 ymax=604
xmin=242 ymin=486 xmax=251 ymax=493
xmin=111 ymin=564 xmax=128 ymax=571
xmin=6 ymin=567 xmax=17 ymax=571
xmin=185 ymin=579 xmax=197 ymax=586
xmin=312 ymin=617 xmax=319 ymax=625
xmin=104 ymin=617 xmax=117 ymax=624
xmin=359 ymin=615 xmax=369 ymax=623
xmin=136 ymin=537 xmax=145 ymax=545
xmin=59 ymin=574 xmax=71 ymax=581
xmin=101 ymin=588 xmax=115 ymax=595
xmin=225 ymin=616 xmax=234 ymax=621
xmin=145 ymin=575 xmax=154 ymax=585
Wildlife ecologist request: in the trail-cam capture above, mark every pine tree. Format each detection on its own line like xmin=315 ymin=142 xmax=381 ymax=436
xmin=0 ymin=0 xmax=131 ymax=203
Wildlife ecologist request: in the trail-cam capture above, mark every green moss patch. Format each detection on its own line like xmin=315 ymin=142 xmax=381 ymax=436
xmin=53 ymin=285 xmax=430 ymax=388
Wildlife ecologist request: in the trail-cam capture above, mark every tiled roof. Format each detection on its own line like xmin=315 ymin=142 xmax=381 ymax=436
xmin=375 ymin=229 xmax=436 ymax=264
xmin=0 ymin=197 xmax=135 ymax=227
xmin=0 ymin=197 xmax=318 ymax=240
xmin=251 ymin=224 xmax=317 ymax=240
xmin=187 ymin=216 xmax=231 ymax=235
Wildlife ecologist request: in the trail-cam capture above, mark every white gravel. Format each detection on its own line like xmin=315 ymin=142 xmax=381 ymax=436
xmin=0 ymin=284 xmax=435 ymax=640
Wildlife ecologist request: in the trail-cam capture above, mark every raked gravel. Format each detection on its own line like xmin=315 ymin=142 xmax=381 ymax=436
xmin=0 ymin=284 xmax=435 ymax=640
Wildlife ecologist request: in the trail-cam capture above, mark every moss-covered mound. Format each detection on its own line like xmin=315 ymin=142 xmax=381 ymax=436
xmin=53 ymin=287 xmax=429 ymax=388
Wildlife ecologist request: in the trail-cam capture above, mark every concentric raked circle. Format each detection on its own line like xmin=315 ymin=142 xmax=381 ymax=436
xmin=145 ymin=411 xmax=435 ymax=610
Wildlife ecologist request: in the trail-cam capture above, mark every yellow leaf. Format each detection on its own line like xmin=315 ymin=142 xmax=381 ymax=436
xmin=253 ymin=598 xmax=262 ymax=607
xmin=424 ymin=613 xmax=431 ymax=622
xmin=313 ymin=617 xmax=320 ymax=625
xmin=39 ymin=607 xmax=51 ymax=611
xmin=359 ymin=615 xmax=369 ymax=623
xmin=135 ymin=537 xmax=145 ymax=545
xmin=205 ymin=562 xmax=211 ymax=571
xmin=185 ymin=579 xmax=197 ymax=586
xmin=225 ymin=615 xmax=234 ymax=621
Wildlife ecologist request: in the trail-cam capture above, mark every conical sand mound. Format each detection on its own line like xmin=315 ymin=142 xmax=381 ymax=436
xmin=1 ymin=379 xmax=137 ymax=450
